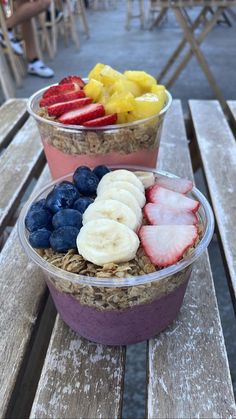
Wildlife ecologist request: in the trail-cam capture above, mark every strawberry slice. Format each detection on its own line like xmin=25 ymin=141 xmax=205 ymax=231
xmin=58 ymin=103 xmax=105 ymax=125
xmin=154 ymin=175 xmax=193 ymax=194
xmin=144 ymin=203 xmax=198 ymax=225
xmin=146 ymin=186 xmax=199 ymax=213
xmin=42 ymin=83 xmax=79 ymax=99
xmin=82 ymin=113 xmax=117 ymax=127
xmin=39 ymin=90 xmax=85 ymax=108
xmin=139 ymin=225 xmax=198 ymax=267
xmin=47 ymin=97 xmax=92 ymax=117
xmin=59 ymin=75 xmax=85 ymax=89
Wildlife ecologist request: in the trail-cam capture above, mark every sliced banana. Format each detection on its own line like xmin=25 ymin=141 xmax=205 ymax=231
xmin=134 ymin=171 xmax=155 ymax=189
xmin=77 ymin=219 xmax=140 ymax=266
xmin=96 ymin=188 xmax=142 ymax=224
xmin=97 ymin=169 xmax=144 ymax=193
xmin=83 ymin=199 xmax=139 ymax=231
xmin=97 ymin=180 xmax=146 ymax=208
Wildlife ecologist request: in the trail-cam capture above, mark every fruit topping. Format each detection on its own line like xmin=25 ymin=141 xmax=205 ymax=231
xmin=82 ymin=113 xmax=117 ymax=127
xmin=29 ymin=229 xmax=51 ymax=248
xmin=30 ymin=198 xmax=47 ymax=211
xmin=97 ymin=169 xmax=144 ymax=193
xmin=52 ymin=209 xmax=82 ymax=230
xmin=25 ymin=208 xmax=52 ymax=232
xmin=134 ymin=171 xmax=155 ymax=189
xmin=50 ymin=226 xmax=80 ymax=252
xmin=96 ymin=188 xmax=142 ymax=223
xmin=73 ymin=197 xmax=94 ymax=213
xmin=92 ymin=165 xmax=110 ymax=180
xmin=73 ymin=167 xmax=99 ymax=196
xmin=59 ymin=75 xmax=85 ymax=88
xmin=144 ymin=203 xmax=198 ymax=225
xmin=39 ymin=90 xmax=85 ymax=108
xmin=139 ymin=225 xmax=198 ymax=267
xmin=154 ymin=175 xmax=193 ymax=194
xmin=43 ymin=83 xmax=79 ymax=99
xmin=146 ymin=186 xmax=199 ymax=213
xmin=76 ymin=219 xmax=140 ymax=266
xmin=58 ymin=103 xmax=105 ymax=125
xmin=97 ymin=179 xmax=146 ymax=208
xmin=47 ymin=97 xmax=92 ymax=117
xmin=46 ymin=182 xmax=80 ymax=213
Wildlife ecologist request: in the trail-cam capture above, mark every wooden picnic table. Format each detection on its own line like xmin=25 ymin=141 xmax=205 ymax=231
xmin=0 ymin=97 xmax=236 ymax=418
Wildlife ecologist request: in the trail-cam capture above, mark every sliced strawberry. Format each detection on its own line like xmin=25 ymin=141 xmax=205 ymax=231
xmin=144 ymin=203 xmax=198 ymax=225
xmin=42 ymin=83 xmax=79 ymax=99
xmin=39 ymin=90 xmax=85 ymax=108
xmin=146 ymin=186 xmax=199 ymax=213
xmin=139 ymin=225 xmax=198 ymax=267
xmin=47 ymin=97 xmax=92 ymax=117
xmin=154 ymin=175 xmax=193 ymax=194
xmin=59 ymin=75 xmax=85 ymax=89
xmin=82 ymin=113 xmax=117 ymax=127
xmin=58 ymin=103 xmax=105 ymax=125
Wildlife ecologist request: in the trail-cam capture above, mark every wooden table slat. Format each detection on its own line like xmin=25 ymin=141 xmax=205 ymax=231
xmin=147 ymin=101 xmax=236 ymax=418
xmin=189 ymin=100 xmax=236 ymax=305
xmin=0 ymin=99 xmax=28 ymax=149
xmin=0 ymin=166 xmax=51 ymax=417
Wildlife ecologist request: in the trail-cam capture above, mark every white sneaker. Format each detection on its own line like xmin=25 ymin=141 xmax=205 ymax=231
xmin=0 ymin=30 xmax=24 ymax=55
xmin=28 ymin=59 xmax=54 ymax=78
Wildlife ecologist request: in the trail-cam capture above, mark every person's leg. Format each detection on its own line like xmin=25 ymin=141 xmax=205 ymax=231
xmin=6 ymin=0 xmax=51 ymax=28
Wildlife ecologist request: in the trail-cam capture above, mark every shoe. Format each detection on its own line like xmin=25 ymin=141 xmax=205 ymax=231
xmin=46 ymin=9 xmax=63 ymax=26
xmin=0 ymin=30 xmax=24 ymax=55
xmin=28 ymin=59 xmax=54 ymax=78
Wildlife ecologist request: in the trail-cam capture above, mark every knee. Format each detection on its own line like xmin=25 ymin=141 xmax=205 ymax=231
xmin=41 ymin=0 xmax=51 ymax=10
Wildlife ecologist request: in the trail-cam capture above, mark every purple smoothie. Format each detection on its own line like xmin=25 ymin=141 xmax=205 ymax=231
xmin=47 ymin=270 xmax=191 ymax=345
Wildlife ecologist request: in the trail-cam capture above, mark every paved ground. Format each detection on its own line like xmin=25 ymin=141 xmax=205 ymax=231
xmin=2 ymin=1 xmax=236 ymax=416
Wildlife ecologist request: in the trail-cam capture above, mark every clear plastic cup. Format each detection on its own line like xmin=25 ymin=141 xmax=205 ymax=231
xmin=27 ymin=86 xmax=172 ymax=179
xmin=18 ymin=167 xmax=214 ymax=345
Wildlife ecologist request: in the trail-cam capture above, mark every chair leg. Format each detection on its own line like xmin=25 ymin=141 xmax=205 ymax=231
xmin=0 ymin=47 xmax=15 ymax=98
xmin=31 ymin=16 xmax=44 ymax=61
xmin=77 ymin=0 xmax=90 ymax=38
xmin=65 ymin=0 xmax=80 ymax=49
xmin=38 ymin=12 xmax=54 ymax=58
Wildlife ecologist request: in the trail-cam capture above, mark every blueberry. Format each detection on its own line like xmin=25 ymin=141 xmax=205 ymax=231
xmin=73 ymin=197 xmax=94 ymax=213
xmin=30 ymin=199 xmax=47 ymax=212
xmin=93 ymin=165 xmax=110 ymax=180
xmin=73 ymin=166 xmax=91 ymax=178
xmin=46 ymin=183 xmax=79 ymax=213
xmin=73 ymin=171 xmax=99 ymax=196
xmin=50 ymin=226 xmax=80 ymax=252
xmin=25 ymin=209 xmax=52 ymax=232
xmin=52 ymin=209 xmax=82 ymax=230
xmin=29 ymin=228 xmax=51 ymax=248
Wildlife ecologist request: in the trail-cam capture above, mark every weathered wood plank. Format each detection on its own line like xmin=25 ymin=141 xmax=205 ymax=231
xmin=227 ymin=100 xmax=236 ymax=133
xmin=0 ymin=116 xmax=44 ymax=233
xmin=0 ymin=99 xmax=28 ymax=149
xmin=0 ymin=165 xmax=51 ymax=417
xmin=190 ymin=100 xmax=236 ymax=306
xmin=30 ymin=318 xmax=125 ymax=419
xmin=147 ymin=100 xmax=236 ymax=418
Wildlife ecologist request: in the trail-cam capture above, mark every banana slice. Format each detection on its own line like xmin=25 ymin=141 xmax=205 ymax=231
xmin=97 ymin=181 xmax=146 ymax=208
xmin=97 ymin=169 xmax=144 ymax=193
xmin=77 ymin=219 xmax=140 ymax=266
xmin=134 ymin=171 xmax=155 ymax=189
xmin=83 ymin=199 xmax=139 ymax=231
xmin=96 ymin=188 xmax=142 ymax=224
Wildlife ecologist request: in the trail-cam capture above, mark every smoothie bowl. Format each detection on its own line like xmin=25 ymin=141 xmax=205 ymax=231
xmin=27 ymin=64 xmax=172 ymax=179
xmin=18 ymin=165 xmax=214 ymax=345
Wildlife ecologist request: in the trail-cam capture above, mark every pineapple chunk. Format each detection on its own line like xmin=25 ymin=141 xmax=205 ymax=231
xmin=105 ymin=92 xmax=136 ymax=114
xmin=84 ymin=78 xmax=103 ymax=101
xmin=88 ymin=63 xmax=105 ymax=82
xmin=129 ymin=93 xmax=164 ymax=121
xmin=117 ymin=112 xmax=130 ymax=124
xmin=124 ymin=71 xmax=157 ymax=91
xmin=151 ymin=85 xmax=167 ymax=109
xmin=100 ymin=65 xmax=123 ymax=86
xmin=111 ymin=79 xmax=142 ymax=97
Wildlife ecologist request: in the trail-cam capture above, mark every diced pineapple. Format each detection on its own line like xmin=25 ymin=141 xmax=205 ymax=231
xmin=151 ymin=85 xmax=167 ymax=109
xmin=88 ymin=63 xmax=105 ymax=82
xmin=105 ymin=92 xmax=136 ymax=114
xmin=100 ymin=65 xmax=124 ymax=86
xmin=84 ymin=78 xmax=103 ymax=101
xmin=124 ymin=71 xmax=157 ymax=91
xmin=117 ymin=112 xmax=130 ymax=124
xmin=111 ymin=79 xmax=142 ymax=97
xmin=129 ymin=93 xmax=164 ymax=121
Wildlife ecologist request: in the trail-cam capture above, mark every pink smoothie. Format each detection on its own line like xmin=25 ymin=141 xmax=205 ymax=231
xmin=46 ymin=270 xmax=191 ymax=345
xmin=42 ymin=140 xmax=159 ymax=179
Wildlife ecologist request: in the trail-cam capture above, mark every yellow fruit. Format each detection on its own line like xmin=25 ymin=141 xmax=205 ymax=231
xmin=151 ymin=85 xmax=167 ymax=110
xmin=105 ymin=92 xmax=136 ymax=114
xmin=117 ymin=112 xmax=129 ymax=124
xmin=100 ymin=65 xmax=123 ymax=86
xmin=128 ymin=93 xmax=164 ymax=121
xmin=124 ymin=71 xmax=157 ymax=91
xmin=111 ymin=79 xmax=142 ymax=97
xmin=84 ymin=79 xmax=103 ymax=101
xmin=88 ymin=63 xmax=105 ymax=82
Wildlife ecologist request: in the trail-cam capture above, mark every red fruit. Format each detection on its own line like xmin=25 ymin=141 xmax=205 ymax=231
xmin=139 ymin=225 xmax=198 ymax=267
xmin=47 ymin=97 xmax=92 ymax=117
xmin=82 ymin=113 xmax=117 ymax=127
xmin=39 ymin=90 xmax=85 ymax=108
xmin=59 ymin=75 xmax=85 ymax=89
xmin=144 ymin=203 xmax=198 ymax=225
xmin=42 ymin=83 xmax=79 ymax=99
xmin=58 ymin=103 xmax=105 ymax=125
xmin=155 ymin=175 xmax=193 ymax=194
xmin=146 ymin=186 xmax=199 ymax=213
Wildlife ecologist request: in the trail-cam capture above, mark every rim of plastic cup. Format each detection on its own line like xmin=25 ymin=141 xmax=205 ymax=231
xmin=17 ymin=166 xmax=214 ymax=288
xmin=27 ymin=83 xmax=172 ymax=131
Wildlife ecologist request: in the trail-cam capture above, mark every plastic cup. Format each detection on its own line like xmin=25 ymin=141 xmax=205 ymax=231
xmin=18 ymin=167 xmax=214 ymax=345
xmin=27 ymin=86 xmax=172 ymax=179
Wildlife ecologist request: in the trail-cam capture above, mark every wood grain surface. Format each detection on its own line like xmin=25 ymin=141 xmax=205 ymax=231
xmin=0 ymin=99 xmax=28 ymax=149
xmin=190 ymin=100 xmax=236 ymax=307
xmin=147 ymin=100 xmax=236 ymax=418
